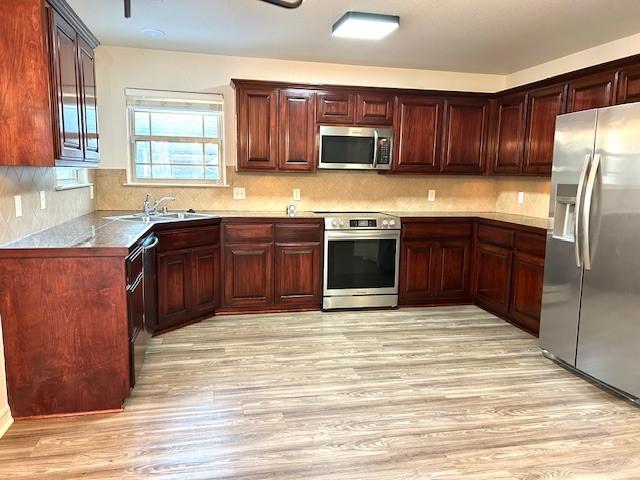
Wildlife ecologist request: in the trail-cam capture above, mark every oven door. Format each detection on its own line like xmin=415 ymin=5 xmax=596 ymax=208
xmin=318 ymin=126 xmax=377 ymax=170
xmin=324 ymin=230 xmax=400 ymax=296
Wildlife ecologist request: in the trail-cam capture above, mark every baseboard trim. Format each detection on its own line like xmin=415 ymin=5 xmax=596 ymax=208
xmin=0 ymin=404 xmax=13 ymax=438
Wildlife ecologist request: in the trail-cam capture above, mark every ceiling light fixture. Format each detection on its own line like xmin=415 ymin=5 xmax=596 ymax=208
xmin=141 ymin=28 xmax=165 ymax=37
xmin=332 ymin=11 xmax=400 ymax=40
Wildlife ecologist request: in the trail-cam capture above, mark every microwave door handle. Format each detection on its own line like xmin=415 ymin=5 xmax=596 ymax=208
xmin=372 ymin=130 xmax=379 ymax=168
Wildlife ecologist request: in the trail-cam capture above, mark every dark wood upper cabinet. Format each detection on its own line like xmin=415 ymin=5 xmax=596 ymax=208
xmin=278 ymin=89 xmax=316 ymax=171
xmin=616 ymin=65 xmax=640 ymax=104
xmin=522 ymin=84 xmax=566 ymax=175
xmin=237 ymin=87 xmax=278 ymax=170
xmin=441 ymin=98 xmax=488 ymax=174
xmin=393 ymin=96 xmax=443 ymax=173
xmin=316 ymin=90 xmax=355 ymax=124
xmin=78 ymin=36 xmax=99 ymax=161
xmin=49 ymin=8 xmax=83 ymax=162
xmin=566 ymin=71 xmax=617 ymax=113
xmin=46 ymin=2 xmax=100 ymax=166
xmin=490 ymin=94 xmax=526 ymax=174
xmin=355 ymin=93 xmax=394 ymax=125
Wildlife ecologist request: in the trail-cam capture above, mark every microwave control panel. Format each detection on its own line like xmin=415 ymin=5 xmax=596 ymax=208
xmin=377 ymin=138 xmax=391 ymax=164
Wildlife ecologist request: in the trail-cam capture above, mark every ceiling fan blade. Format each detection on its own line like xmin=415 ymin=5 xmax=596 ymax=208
xmin=259 ymin=0 xmax=303 ymax=8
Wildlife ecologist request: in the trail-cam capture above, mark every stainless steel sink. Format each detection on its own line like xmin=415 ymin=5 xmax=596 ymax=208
xmin=105 ymin=212 xmax=215 ymax=223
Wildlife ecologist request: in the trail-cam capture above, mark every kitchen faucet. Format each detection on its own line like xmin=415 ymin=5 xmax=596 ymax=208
xmin=142 ymin=194 xmax=176 ymax=215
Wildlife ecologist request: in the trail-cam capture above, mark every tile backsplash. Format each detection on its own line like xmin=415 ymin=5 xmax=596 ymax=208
xmin=0 ymin=166 xmax=96 ymax=245
xmin=96 ymin=168 xmax=550 ymax=218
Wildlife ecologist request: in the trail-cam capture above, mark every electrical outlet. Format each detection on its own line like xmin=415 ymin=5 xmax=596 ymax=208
xmin=427 ymin=190 xmax=436 ymax=202
xmin=292 ymin=188 xmax=301 ymax=201
xmin=39 ymin=191 xmax=46 ymax=210
xmin=517 ymin=191 xmax=525 ymax=204
xmin=14 ymin=195 xmax=22 ymax=218
xmin=233 ymin=187 xmax=246 ymax=200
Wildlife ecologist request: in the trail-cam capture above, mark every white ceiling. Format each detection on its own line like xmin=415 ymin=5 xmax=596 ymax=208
xmin=68 ymin=0 xmax=640 ymax=74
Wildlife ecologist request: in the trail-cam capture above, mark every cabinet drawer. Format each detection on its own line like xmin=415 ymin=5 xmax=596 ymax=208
xmin=224 ymin=223 xmax=273 ymax=243
xmin=477 ymin=224 xmax=514 ymax=248
xmin=402 ymin=222 xmax=472 ymax=240
xmin=157 ymin=225 xmax=220 ymax=252
xmin=275 ymin=223 xmax=323 ymax=243
xmin=515 ymin=232 xmax=546 ymax=257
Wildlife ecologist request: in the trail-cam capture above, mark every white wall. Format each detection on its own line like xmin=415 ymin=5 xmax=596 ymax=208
xmin=94 ymin=46 xmax=505 ymax=169
xmin=506 ymin=32 xmax=640 ymax=88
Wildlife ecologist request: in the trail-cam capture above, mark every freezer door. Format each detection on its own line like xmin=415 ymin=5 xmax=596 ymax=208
xmin=539 ymin=110 xmax=597 ymax=365
xmin=577 ymin=102 xmax=640 ymax=399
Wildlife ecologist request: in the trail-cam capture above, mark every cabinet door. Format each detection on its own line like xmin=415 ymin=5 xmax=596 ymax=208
xmin=355 ymin=93 xmax=394 ymax=125
xmin=77 ymin=36 xmax=99 ymax=162
xmin=566 ymin=71 xmax=616 ymax=113
xmin=191 ymin=245 xmax=220 ymax=316
xmin=278 ymin=89 xmax=316 ymax=171
xmin=237 ymin=88 xmax=278 ymax=170
xmin=274 ymin=243 xmax=322 ymax=306
xmin=399 ymin=240 xmax=438 ymax=305
xmin=616 ymin=65 xmax=640 ymax=104
xmin=393 ymin=97 xmax=443 ymax=173
xmin=316 ymin=91 xmax=355 ymax=124
xmin=473 ymin=242 xmax=513 ymax=315
xmin=50 ymin=11 xmax=83 ymax=162
xmin=437 ymin=239 xmax=471 ymax=299
xmin=157 ymin=250 xmax=192 ymax=329
xmin=442 ymin=98 xmax=488 ymax=174
xmin=224 ymin=243 xmax=274 ymax=307
xmin=491 ymin=94 xmax=526 ymax=174
xmin=510 ymin=252 xmax=544 ymax=335
xmin=523 ymin=84 xmax=566 ymax=175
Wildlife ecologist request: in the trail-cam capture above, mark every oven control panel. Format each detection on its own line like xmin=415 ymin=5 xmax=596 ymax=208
xmin=324 ymin=214 xmax=400 ymax=230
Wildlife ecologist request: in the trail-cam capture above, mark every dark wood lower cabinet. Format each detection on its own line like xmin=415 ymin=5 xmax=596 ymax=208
xmin=473 ymin=242 xmax=513 ymax=315
xmin=224 ymin=243 xmax=274 ymax=307
xmin=221 ymin=220 xmax=323 ymax=312
xmin=438 ymin=239 xmax=471 ymax=299
xmin=154 ymin=223 xmax=221 ymax=333
xmin=275 ymin=243 xmax=322 ymax=306
xmin=509 ymin=251 xmax=545 ymax=333
xmin=399 ymin=240 xmax=438 ymax=303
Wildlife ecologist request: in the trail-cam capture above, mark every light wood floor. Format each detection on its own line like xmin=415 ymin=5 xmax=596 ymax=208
xmin=1 ymin=306 xmax=639 ymax=479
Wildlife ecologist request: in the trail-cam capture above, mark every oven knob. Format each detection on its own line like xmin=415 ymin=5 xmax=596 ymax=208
xmin=389 ymin=219 xmax=396 ymax=227
xmin=331 ymin=219 xmax=339 ymax=228
xmin=382 ymin=219 xmax=389 ymax=226
xmin=339 ymin=220 xmax=345 ymax=227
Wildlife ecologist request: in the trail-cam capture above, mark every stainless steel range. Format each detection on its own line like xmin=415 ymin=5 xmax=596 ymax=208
xmin=319 ymin=212 xmax=401 ymax=310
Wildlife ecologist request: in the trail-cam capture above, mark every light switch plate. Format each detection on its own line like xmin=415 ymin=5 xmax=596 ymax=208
xmin=90 ymin=185 xmax=94 ymax=200
xmin=39 ymin=191 xmax=46 ymax=210
xmin=427 ymin=190 xmax=436 ymax=202
xmin=233 ymin=187 xmax=246 ymax=200
xmin=293 ymin=188 xmax=301 ymax=201
xmin=517 ymin=191 xmax=525 ymax=204
xmin=14 ymin=195 xmax=22 ymax=218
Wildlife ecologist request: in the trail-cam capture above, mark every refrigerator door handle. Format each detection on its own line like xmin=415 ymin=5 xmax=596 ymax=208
xmin=574 ymin=154 xmax=592 ymax=268
xmin=582 ymin=153 xmax=601 ymax=271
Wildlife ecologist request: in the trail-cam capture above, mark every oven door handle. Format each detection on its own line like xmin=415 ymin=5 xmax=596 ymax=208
xmin=325 ymin=230 xmax=400 ymax=240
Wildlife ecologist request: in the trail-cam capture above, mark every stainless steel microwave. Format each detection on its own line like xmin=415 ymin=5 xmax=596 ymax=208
xmin=318 ymin=126 xmax=393 ymax=171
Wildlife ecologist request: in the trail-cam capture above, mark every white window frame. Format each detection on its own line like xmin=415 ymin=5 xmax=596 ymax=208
xmin=125 ymin=88 xmax=226 ymax=187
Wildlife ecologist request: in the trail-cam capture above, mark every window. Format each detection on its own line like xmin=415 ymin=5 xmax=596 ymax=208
xmin=55 ymin=167 xmax=91 ymax=190
xmin=126 ymin=89 xmax=225 ymax=186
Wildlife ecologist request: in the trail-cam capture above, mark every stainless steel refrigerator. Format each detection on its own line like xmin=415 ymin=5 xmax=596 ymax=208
xmin=540 ymin=102 xmax=640 ymax=404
